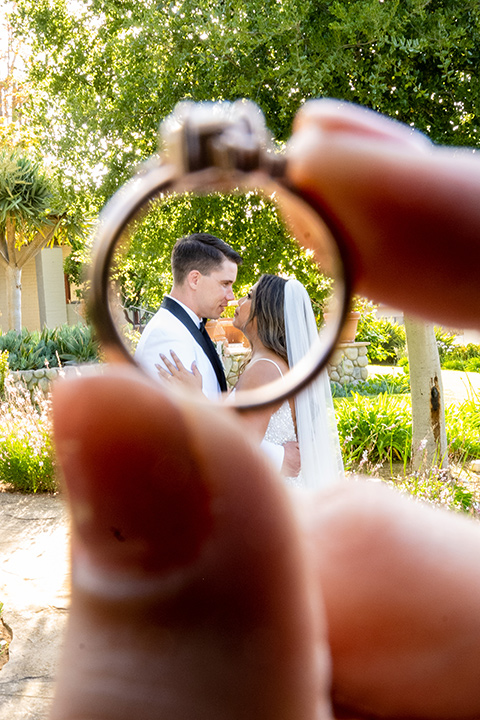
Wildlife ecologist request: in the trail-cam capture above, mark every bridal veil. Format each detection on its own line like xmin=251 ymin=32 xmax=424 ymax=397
xmin=284 ymin=278 xmax=344 ymax=489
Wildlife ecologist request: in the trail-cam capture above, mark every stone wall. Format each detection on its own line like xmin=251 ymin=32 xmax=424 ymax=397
xmin=8 ymin=364 xmax=103 ymax=396
xmin=222 ymin=344 xmax=250 ymax=388
xmin=223 ymin=341 xmax=370 ymax=390
xmin=7 ymin=342 xmax=370 ymax=396
xmin=327 ymin=342 xmax=369 ymax=388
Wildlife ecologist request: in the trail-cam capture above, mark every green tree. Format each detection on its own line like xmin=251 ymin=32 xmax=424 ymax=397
xmin=10 ymin=0 xmax=473 ymax=471
xmin=0 ymin=151 xmax=82 ymax=331
xmin=10 ymin=0 xmax=480 ymax=207
xmin=116 ymin=192 xmax=331 ymax=316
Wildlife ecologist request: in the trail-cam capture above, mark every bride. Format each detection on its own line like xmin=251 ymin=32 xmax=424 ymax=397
xmin=231 ymin=275 xmax=343 ymax=490
xmin=158 ymin=274 xmax=343 ymax=490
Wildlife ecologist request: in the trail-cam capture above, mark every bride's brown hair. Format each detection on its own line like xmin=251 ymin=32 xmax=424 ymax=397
xmin=248 ymin=275 xmax=288 ymax=364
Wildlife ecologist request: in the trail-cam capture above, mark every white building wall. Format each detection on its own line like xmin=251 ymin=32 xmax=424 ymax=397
xmin=0 ymin=245 xmax=87 ymax=333
xmin=35 ymin=247 xmax=68 ymax=328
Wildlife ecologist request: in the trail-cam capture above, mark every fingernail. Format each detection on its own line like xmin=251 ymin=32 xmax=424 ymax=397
xmin=53 ymin=372 xmax=213 ymax=575
xmin=291 ymin=100 xmax=431 ymax=153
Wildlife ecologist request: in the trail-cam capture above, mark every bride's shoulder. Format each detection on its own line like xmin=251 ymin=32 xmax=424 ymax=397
xmin=236 ymin=354 xmax=287 ymax=392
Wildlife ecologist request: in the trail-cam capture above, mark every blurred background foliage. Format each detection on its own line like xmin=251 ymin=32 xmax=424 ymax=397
xmin=4 ymin=0 xmax=480 ymax=311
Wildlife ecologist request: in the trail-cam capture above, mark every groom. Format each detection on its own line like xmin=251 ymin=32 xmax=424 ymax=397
xmin=135 ymin=232 xmax=300 ymax=476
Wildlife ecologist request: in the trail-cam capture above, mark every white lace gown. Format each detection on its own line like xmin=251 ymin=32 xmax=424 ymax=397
xmin=246 ymin=358 xmax=303 ymax=488
xmin=263 ymin=400 xmax=304 ymax=489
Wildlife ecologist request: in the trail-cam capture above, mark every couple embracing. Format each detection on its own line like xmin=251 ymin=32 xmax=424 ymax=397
xmin=135 ymin=232 xmax=343 ymax=489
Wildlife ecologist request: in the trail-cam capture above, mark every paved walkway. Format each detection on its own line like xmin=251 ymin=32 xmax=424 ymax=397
xmin=368 ymin=365 xmax=480 ymax=405
xmin=0 ymin=494 xmax=70 ymax=720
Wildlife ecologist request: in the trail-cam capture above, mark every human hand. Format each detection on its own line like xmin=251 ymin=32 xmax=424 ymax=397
xmin=287 ymin=99 xmax=480 ymax=330
xmin=156 ymin=351 xmax=203 ymax=393
xmin=51 ymin=366 xmax=480 ymax=720
xmin=281 ymin=440 xmax=301 ymax=477
xmin=50 ymin=367 xmax=331 ymax=720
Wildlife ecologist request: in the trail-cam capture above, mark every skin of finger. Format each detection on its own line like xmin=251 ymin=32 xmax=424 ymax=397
xmin=169 ymin=350 xmax=185 ymax=369
xmin=300 ymin=480 xmax=480 ymax=719
xmin=50 ymin=368 xmax=332 ymax=720
xmin=159 ymin=353 xmax=177 ymax=372
xmin=156 ymin=363 xmax=172 ymax=379
xmin=287 ymin=100 xmax=480 ymax=329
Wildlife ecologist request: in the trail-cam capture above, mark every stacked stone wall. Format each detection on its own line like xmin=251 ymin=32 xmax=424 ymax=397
xmin=326 ymin=342 xmax=369 ymax=388
xmin=8 ymin=364 xmax=103 ymax=396
xmin=6 ymin=342 xmax=370 ymax=396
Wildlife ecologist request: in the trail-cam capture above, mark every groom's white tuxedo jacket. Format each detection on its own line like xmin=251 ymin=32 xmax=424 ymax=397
xmin=135 ymin=297 xmax=221 ymax=399
xmin=135 ymin=296 xmax=285 ymax=469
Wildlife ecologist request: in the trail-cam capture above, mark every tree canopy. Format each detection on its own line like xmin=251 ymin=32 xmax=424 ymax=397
xmin=7 ymin=0 xmax=480 ymax=313
xmin=11 ymin=0 xmax=480 ymax=205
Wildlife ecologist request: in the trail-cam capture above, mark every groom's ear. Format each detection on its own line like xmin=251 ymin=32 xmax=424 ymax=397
xmin=187 ymin=269 xmax=202 ymax=290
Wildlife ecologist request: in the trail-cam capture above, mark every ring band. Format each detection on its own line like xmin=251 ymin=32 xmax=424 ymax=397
xmin=89 ymin=100 xmax=352 ymax=410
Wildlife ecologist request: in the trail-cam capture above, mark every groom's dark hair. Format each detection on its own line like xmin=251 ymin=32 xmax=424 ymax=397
xmin=171 ymin=233 xmax=242 ymax=285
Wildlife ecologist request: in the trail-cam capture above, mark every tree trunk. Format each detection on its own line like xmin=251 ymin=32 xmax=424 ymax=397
xmin=3 ymin=215 xmax=62 ymax=332
xmin=5 ymin=264 xmax=22 ymax=332
xmin=404 ymin=315 xmax=448 ymax=471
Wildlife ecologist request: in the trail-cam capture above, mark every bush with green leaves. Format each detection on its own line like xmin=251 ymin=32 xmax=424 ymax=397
xmin=356 ymin=307 xmax=406 ymax=364
xmin=434 ymin=327 xmax=458 ymax=360
xmin=0 ymin=380 xmax=57 ymax=493
xmin=335 ymin=393 xmax=412 ymax=470
xmin=335 ymin=391 xmax=480 ymax=473
xmin=440 ymin=343 xmax=480 ymax=373
xmin=0 ymin=351 xmax=8 ymax=395
xmin=0 ymin=324 xmax=100 ymax=371
xmin=331 ymin=373 xmax=410 ymax=398
xmin=446 ymin=397 xmax=480 ymax=462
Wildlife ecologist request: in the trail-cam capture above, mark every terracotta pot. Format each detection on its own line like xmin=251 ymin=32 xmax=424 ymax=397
xmin=219 ymin=319 xmax=247 ymax=344
xmin=205 ymin=320 xmax=226 ymax=342
xmin=324 ymin=311 xmax=361 ymax=343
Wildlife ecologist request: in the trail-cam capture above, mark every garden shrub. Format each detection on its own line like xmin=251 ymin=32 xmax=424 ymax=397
xmin=440 ymin=342 xmax=480 ymax=373
xmin=0 ymin=351 xmax=8 ymax=395
xmin=442 ymin=359 xmax=466 ymax=371
xmin=335 ymin=393 xmax=412 ymax=469
xmin=0 ymin=324 xmax=100 ymax=371
xmin=331 ymin=372 xmax=410 ymax=398
xmin=435 ymin=327 xmax=458 ymax=360
xmin=466 ymin=357 xmax=480 ymax=372
xmin=335 ymin=392 xmax=480 ymax=472
xmin=445 ymin=396 xmax=480 ymax=462
xmin=356 ymin=308 xmax=406 ymax=364
xmin=0 ymin=380 xmax=57 ymax=493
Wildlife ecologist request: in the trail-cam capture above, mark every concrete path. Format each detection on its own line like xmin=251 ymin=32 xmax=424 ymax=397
xmin=0 ymin=493 xmax=70 ymax=720
xmin=368 ymin=365 xmax=480 ymax=405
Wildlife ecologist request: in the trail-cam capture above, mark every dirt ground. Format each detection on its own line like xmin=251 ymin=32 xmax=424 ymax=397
xmin=0 ymin=492 xmax=70 ymax=720
xmin=0 ymin=617 xmax=13 ymax=671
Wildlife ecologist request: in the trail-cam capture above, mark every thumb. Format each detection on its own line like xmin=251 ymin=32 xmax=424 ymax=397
xmin=50 ymin=367 xmax=331 ymax=720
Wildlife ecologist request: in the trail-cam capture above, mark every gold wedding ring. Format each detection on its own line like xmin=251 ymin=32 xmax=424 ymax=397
xmin=89 ymin=100 xmax=352 ymax=410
